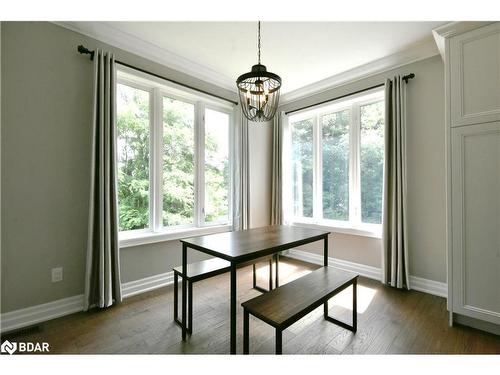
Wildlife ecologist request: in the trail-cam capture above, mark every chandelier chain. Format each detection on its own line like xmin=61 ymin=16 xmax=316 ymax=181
xmin=258 ymin=21 xmax=261 ymax=64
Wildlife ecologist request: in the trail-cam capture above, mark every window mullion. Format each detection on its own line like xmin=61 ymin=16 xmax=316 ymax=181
xmin=313 ymin=114 xmax=322 ymax=222
xmin=349 ymin=103 xmax=361 ymax=226
xmin=151 ymin=88 xmax=163 ymax=232
xmin=147 ymin=90 xmax=155 ymax=232
xmin=195 ymin=102 xmax=205 ymax=227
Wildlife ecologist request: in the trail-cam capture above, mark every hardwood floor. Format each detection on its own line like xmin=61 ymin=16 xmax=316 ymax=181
xmin=3 ymin=257 xmax=499 ymax=354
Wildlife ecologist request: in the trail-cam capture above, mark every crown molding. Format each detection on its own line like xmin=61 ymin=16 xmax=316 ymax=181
xmin=432 ymin=21 xmax=495 ymax=60
xmin=54 ymin=21 xmax=237 ymax=93
xmin=280 ymin=36 xmax=440 ymax=105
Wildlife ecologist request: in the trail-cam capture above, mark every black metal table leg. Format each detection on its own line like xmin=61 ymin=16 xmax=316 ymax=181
xmin=188 ymin=280 xmax=193 ymax=334
xmin=243 ymin=310 xmax=249 ymax=354
xmin=353 ymin=279 xmax=357 ymax=332
xmin=173 ymin=272 xmax=178 ymax=323
xmin=181 ymin=243 xmax=187 ymax=341
xmin=323 ymin=235 xmax=328 ymax=267
xmin=324 ymin=300 xmax=329 ymax=318
xmin=230 ymin=263 xmax=237 ymax=354
xmin=276 ymin=328 xmax=282 ymax=354
xmin=268 ymin=258 xmax=273 ymax=290
xmin=252 ymin=264 xmax=256 ymax=289
xmin=275 ymin=253 xmax=279 ymax=288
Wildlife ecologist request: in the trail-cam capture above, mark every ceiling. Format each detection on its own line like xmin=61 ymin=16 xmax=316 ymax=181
xmin=66 ymin=22 xmax=446 ymax=97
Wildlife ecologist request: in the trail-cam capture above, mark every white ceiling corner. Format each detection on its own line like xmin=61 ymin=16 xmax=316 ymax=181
xmin=54 ymin=21 xmax=237 ymax=92
xmin=280 ymin=35 xmax=439 ymax=104
xmin=56 ymin=21 xmax=447 ymax=101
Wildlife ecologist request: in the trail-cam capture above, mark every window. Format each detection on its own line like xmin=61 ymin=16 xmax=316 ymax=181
xmin=204 ymin=108 xmax=230 ymax=224
xmin=116 ymin=68 xmax=233 ymax=245
xmin=287 ymin=89 xmax=384 ymax=236
xmin=291 ymin=118 xmax=314 ymax=218
xmin=116 ymin=83 xmax=151 ymax=231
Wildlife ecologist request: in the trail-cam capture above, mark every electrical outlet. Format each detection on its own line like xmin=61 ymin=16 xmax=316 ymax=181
xmin=51 ymin=267 xmax=63 ymax=282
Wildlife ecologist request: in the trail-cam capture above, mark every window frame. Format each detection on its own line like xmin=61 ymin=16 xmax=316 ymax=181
xmin=286 ymin=88 xmax=384 ymax=238
xmin=116 ymin=66 xmax=234 ymax=248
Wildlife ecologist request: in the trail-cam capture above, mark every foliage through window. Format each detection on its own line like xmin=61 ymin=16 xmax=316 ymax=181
xmin=116 ymin=84 xmax=150 ymax=231
xmin=116 ymin=70 xmax=233 ymax=236
xmin=162 ymin=97 xmax=195 ymax=227
xmin=288 ymin=89 xmax=384 ymax=231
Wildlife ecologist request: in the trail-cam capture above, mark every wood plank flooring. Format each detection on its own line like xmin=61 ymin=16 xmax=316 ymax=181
xmin=2 ymin=257 xmax=499 ymax=354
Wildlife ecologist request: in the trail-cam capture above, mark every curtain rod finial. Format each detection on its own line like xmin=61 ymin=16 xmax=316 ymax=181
xmin=77 ymin=45 xmax=95 ymax=61
xmin=403 ymin=73 xmax=415 ymax=84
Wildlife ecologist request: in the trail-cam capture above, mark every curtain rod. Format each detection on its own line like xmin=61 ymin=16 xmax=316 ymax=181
xmin=284 ymin=73 xmax=415 ymax=116
xmin=77 ymin=45 xmax=239 ymax=106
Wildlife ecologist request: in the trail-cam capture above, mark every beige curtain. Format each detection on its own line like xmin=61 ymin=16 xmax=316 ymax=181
xmin=271 ymin=111 xmax=285 ymax=225
xmin=382 ymin=76 xmax=410 ymax=289
xmin=84 ymin=50 xmax=122 ymax=310
xmin=233 ymin=107 xmax=250 ymax=230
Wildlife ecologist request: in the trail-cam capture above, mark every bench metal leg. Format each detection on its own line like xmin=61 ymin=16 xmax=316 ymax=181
xmin=174 ymin=273 xmax=193 ymax=334
xmin=243 ymin=310 xmax=249 ymax=354
xmin=324 ymin=280 xmax=358 ymax=333
xmin=275 ymin=328 xmax=282 ymax=355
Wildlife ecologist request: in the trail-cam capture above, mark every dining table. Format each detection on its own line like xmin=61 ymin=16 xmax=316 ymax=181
xmin=179 ymin=225 xmax=330 ymax=354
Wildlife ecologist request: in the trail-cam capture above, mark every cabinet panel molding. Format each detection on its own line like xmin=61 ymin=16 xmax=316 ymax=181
xmin=451 ymin=122 xmax=500 ymax=325
xmin=450 ymin=23 xmax=500 ymax=127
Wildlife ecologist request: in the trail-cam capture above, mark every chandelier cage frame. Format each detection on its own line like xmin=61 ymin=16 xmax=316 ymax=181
xmin=236 ymin=21 xmax=282 ymax=122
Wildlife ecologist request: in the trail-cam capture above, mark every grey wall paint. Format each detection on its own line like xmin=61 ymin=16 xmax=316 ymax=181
xmin=249 ymin=122 xmax=273 ymax=228
xmin=1 ymin=21 xmax=445 ymax=314
xmin=281 ymin=55 xmax=447 ymax=283
xmin=1 ymin=22 xmax=272 ymax=312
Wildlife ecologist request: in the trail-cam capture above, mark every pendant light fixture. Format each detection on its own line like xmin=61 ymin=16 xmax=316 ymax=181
xmin=237 ymin=21 xmax=282 ymax=122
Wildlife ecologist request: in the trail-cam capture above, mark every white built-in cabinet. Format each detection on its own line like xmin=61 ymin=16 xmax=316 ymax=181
xmin=434 ymin=22 xmax=500 ymax=332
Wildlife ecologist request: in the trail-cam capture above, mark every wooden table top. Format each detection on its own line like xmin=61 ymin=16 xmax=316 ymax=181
xmin=180 ymin=225 xmax=330 ymax=262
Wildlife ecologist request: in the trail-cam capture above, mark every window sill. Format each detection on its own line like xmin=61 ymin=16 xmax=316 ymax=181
xmin=119 ymin=224 xmax=233 ymax=248
xmin=289 ymin=221 xmax=382 ymax=239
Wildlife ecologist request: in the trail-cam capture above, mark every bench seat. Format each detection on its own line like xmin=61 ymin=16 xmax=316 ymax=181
xmin=242 ymin=266 xmax=358 ymax=354
xmin=173 ymin=255 xmax=279 ymax=334
xmin=173 ymin=257 xmax=230 ymax=282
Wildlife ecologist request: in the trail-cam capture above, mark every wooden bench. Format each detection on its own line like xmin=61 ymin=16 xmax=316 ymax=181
xmin=174 ymin=255 xmax=279 ymax=334
xmin=241 ymin=266 xmax=358 ymax=354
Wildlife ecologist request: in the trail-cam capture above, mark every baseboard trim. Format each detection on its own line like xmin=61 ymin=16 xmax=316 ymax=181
xmin=453 ymin=313 xmax=500 ymax=336
xmin=409 ymin=275 xmax=447 ymax=298
xmin=121 ymin=271 xmax=174 ymax=299
xmin=286 ymin=249 xmax=447 ymax=298
xmin=0 ymin=294 xmax=84 ymax=334
xmin=287 ymin=249 xmax=382 ymax=280
xmin=2 ymin=253 xmax=447 ymax=333
xmin=1 ymin=272 xmax=175 ymax=333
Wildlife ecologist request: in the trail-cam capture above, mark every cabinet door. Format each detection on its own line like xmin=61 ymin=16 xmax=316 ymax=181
xmin=450 ymin=22 xmax=500 ymax=127
xmin=451 ymin=122 xmax=500 ymax=324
